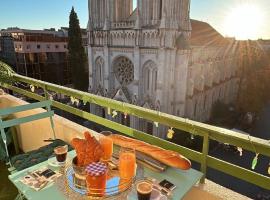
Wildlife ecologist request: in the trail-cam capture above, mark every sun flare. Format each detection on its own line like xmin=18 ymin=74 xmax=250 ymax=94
xmin=224 ymin=4 xmax=264 ymax=40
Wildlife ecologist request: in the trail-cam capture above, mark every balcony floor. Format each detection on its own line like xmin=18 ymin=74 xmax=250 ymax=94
xmin=0 ymin=162 xmax=18 ymax=200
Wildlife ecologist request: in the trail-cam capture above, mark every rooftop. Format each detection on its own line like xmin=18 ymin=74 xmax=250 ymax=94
xmin=190 ymin=19 xmax=229 ymax=46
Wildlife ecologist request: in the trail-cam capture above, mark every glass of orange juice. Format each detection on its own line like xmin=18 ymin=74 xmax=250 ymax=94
xmin=99 ymin=132 xmax=113 ymax=162
xmin=119 ymin=147 xmax=136 ymax=180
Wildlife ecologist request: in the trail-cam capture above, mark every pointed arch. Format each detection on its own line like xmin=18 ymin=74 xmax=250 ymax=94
xmin=142 ymin=60 xmax=158 ymax=96
xmin=94 ymin=56 xmax=104 ymax=88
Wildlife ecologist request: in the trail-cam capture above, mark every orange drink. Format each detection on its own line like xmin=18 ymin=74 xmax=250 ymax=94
xmin=119 ymin=147 xmax=136 ymax=179
xmin=100 ymin=136 xmax=113 ymax=161
xmin=86 ymin=162 xmax=108 ymax=197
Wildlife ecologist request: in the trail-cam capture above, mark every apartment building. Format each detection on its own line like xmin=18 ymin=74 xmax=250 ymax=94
xmin=0 ymin=28 xmax=71 ymax=85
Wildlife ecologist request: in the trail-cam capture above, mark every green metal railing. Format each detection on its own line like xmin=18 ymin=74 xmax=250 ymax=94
xmin=0 ymin=61 xmax=270 ymax=190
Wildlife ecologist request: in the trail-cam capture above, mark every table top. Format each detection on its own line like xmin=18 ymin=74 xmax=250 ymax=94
xmin=9 ymin=150 xmax=203 ymax=200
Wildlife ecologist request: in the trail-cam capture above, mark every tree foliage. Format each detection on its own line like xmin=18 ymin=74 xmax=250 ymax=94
xmin=68 ymin=7 xmax=88 ymax=91
xmin=0 ymin=60 xmax=14 ymax=84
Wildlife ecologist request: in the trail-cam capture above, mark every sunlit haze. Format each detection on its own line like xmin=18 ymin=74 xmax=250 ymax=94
xmin=223 ymin=4 xmax=265 ymax=40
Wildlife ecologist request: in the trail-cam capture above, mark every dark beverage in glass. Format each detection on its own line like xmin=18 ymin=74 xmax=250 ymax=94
xmin=136 ymin=181 xmax=153 ymax=200
xmin=54 ymin=145 xmax=68 ymax=163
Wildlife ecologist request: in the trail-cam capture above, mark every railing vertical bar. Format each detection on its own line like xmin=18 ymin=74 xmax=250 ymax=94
xmin=44 ymin=85 xmax=56 ymax=140
xmin=200 ymin=133 xmax=209 ymax=183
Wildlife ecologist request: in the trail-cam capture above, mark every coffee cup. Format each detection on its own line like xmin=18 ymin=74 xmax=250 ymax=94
xmin=54 ymin=145 xmax=68 ymax=163
xmin=136 ymin=180 xmax=153 ymax=200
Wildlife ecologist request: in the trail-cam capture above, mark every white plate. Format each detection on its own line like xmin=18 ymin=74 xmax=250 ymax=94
xmin=47 ymin=156 xmax=66 ymax=167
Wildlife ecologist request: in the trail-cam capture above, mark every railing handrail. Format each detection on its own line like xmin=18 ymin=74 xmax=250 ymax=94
xmin=0 ymin=61 xmax=269 ymax=190
xmin=11 ymin=74 xmax=270 ymax=157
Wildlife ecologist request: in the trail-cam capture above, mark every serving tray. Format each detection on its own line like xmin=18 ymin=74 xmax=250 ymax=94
xmin=57 ymin=159 xmax=140 ymax=199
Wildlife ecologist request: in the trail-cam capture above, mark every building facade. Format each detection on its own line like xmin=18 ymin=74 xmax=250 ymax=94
xmin=87 ymin=0 xmax=239 ymax=137
xmin=185 ymin=20 xmax=239 ymax=122
xmin=0 ymin=28 xmax=71 ymax=85
xmin=0 ymin=33 xmax=17 ymax=67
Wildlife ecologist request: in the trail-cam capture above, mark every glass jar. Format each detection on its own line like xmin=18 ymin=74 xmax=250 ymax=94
xmin=85 ymin=162 xmax=108 ymax=197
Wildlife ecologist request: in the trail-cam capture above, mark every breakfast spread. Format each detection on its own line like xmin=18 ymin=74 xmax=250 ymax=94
xmin=68 ymin=131 xmax=191 ymax=198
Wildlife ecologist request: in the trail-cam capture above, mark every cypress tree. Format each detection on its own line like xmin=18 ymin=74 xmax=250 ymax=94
xmin=68 ymin=7 xmax=88 ymax=91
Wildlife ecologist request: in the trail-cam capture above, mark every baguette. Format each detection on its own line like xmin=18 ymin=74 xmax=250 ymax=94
xmin=109 ymin=134 xmax=191 ymax=170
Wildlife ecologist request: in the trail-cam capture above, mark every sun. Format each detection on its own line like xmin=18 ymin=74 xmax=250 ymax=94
xmin=224 ymin=4 xmax=264 ymax=40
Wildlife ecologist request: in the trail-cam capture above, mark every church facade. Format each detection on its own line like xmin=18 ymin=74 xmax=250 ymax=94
xmin=87 ymin=0 xmax=239 ymax=138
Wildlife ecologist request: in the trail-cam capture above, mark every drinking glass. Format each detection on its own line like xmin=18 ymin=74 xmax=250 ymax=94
xmin=136 ymin=179 xmax=153 ymax=200
xmin=119 ymin=147 xmax=136 ymax=180
xmin=54 ymin=145 xmax=68 ymax=164
xmin=99 ymin=133 xmax=113 ymax=162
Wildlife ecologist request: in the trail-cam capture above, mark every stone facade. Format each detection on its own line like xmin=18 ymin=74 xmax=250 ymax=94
xmin=0 ymin=33 xmax=16 ymax=67
xmin=87 ymin=0 xmax=239 ymax=138
xmin=185 ymin=20 xmax=239 ymax=122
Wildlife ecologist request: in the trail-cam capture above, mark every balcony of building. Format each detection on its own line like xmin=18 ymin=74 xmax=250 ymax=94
xmin=0 ymin=61 xmax=269 ymax=199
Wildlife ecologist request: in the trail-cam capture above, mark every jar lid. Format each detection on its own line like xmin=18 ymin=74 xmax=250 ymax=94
xmin=85 ymin=162 xmax=107 ymax=176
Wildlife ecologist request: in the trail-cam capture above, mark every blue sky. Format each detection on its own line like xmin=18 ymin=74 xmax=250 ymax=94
xmin=0 ymin=0 xmax=269 ymax=39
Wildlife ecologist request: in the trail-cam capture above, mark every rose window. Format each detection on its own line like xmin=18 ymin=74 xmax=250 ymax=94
xmin=114 ymin=57 xmax=134 ymax=85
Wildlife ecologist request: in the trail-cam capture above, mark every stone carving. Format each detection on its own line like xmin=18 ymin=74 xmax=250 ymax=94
xmin=113 ymin=57 xmax=134 ymax=86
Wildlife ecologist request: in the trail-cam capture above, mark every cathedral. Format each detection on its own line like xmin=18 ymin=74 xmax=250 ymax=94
xmin=87 ymin=0 xmax=239 ymax=138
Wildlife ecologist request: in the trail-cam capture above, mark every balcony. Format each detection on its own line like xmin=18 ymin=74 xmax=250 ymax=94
xmin=0 ymin=61 xmax=269 ymax=199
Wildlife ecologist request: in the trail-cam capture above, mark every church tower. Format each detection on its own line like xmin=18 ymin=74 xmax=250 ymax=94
xmin=88 ymin=0 xmax=191 ymax=138
xmin=89 ymin=0 xmax=133 ymax=29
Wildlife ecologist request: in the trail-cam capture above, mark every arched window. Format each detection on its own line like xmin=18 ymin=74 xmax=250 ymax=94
xmin=143 ymin=61 xmax=158 ymax=96
xmin=95 ymin=57 xmax=104 ymax=87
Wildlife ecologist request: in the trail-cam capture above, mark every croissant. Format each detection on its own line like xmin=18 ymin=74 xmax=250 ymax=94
xmin=71 ymin=131 xmax=103 ymax=166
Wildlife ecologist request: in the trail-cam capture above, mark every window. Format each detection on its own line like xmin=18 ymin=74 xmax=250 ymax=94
xmin=55 ymin=45 xmax=59 ymax=49
xmin=47 ymin=44 xmax=50 ymax=49
xmin=26 ymin=45 xmax=30 ymax=49
xmin=95 ymin=57 xmax=104 ymax=87
xmin=146 ymin=68 xmax=150 ymax=90
xmin=64 ymin=44 xmax=67 ymax=49
xmin=143 ymin=61 xmax=158 ymax=96
xmin=153 ymin=69 xmax=158 ymax=91
xmin=113 ymin=57 xmax=134 ymax=86
xmin=37 ymin=44 xmax=40 ymax=49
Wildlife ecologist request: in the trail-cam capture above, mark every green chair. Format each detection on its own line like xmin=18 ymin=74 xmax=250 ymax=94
xmin=0 ymin=100 xmax=56 ymax=168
